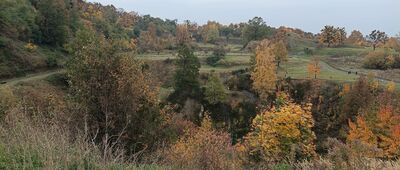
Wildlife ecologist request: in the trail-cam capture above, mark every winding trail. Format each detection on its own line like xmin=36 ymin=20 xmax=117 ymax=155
xmin=0 ymin=69 xmax=64 ymax=87
xmin=321 ymin=59 xmax=400 ymax=83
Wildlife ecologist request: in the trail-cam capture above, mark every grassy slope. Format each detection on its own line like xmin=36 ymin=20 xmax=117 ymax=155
xmin=0 ymin=36 xmax=66 ymax=79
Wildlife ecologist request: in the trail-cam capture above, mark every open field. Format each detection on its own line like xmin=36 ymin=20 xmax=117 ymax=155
xmin=2 ymin=46 xmax=398 ymax=90
xmin=280 ymin=55 xmax=358 ymax=82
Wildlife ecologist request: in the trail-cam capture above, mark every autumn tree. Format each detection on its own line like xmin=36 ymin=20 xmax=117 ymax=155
xmin=204 ymin=73 xmax=227 ymax=105
xmin=67 ymin=29 xmax=162 ymax=154
xmin=347 ymin=105 xmax=400 ymax=158
xmin=340 ymin=76 xmax=374 ymax=128
xmin=176 ymin=24 xmax=191 ymax=45
xmin=251 ymin=40 xmax=277 ymax=100
xmin=319 ymin=25 xmax=336 ymax=47
xmin=347 ymin=116 xmax=377 ymax=148
xmin=169 ymin=45 xmax=201 ymax=104
xmin=347 ymin=30 xmax=366 ymax=46
xmin=272 ymin=41 xmax=288 ymax=68
xmin=117 ymin=11 xmax=138 ymax=29
xmin=334 ymin=27 xmax=346 ymax=46
xmin=243 ymin=95 xmax=316 ymax=162
xmin=368 ymin=30 xmax=388 ymax=50
xmin=385 ymin=37 xmax=400 ymax=52
xmin=138 ymin=22 xmax=161 ymax=52
xmin=201 ymin=21 xmax=220 ymax=44
xmin=307 ymin=57 xmax=321 ymax=79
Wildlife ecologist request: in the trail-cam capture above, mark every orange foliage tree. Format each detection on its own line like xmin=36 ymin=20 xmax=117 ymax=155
xmin=307 ymin=57 xmax=321 ymax=79
xmin=347 ymin=104 xmax=400 ymax=158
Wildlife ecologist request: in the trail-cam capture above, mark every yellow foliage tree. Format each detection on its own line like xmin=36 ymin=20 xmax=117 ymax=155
xmin=244 ymin=98 xmax=316 ymax=161
xmin=307 ymin=57 xmax=321 ymax=79
xmin=201 ymin=21 xmax=220 ymax=43
xmin=272 ymin=41 xmax=288 ymax=68
xmin=176 ymin=24 xmax=191 ymax=45
xmin=251 ymin=40 xmax=277 ymax=100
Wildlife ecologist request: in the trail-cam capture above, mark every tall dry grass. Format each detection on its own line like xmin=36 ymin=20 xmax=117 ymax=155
xmin=0 ymin=109 xmax=148 ymax=169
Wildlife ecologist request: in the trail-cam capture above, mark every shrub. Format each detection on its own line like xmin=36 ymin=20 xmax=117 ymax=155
xmin=164 ymin=115 xmax=242 ymax=169
xmin=45 ymin=73 xmax=69 ymax=88
xmin=206 ymin=45 xmax=227 ymax=66
xmin=204 ymin=73 xmax=227 ymax=104
xmin=206 ymin=55 xmax=222 ymax=66
xmin=46 ymin=54 xmax=58 ymax=68
xmin=304 ymin=47 xmax=314 ymax=56
xmin=363 ymin=51 xmax=400 ymax=70
xmin=14 ymin=82 xmax=66 ymax=120
xmin=24 ymin=42 xmax=37 ymax=52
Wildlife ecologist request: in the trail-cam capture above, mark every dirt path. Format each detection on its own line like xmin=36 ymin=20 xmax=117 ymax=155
xmin=0 ymin=69 xmax=65 ymax=86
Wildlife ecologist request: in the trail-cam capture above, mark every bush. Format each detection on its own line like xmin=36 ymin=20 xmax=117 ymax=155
xmin=163 ymin=115 xmax=242 ymax=169
xmin=363 ymin=51 xmax=400 ymax=70
xmin=304 ymin=47 xmax=314 ymax=56
xmin=46 ymin=54 xmax=58 ymax=68
xmin=206 ymin=55 xmax=222 ymax=66
xmin=24 ymin=42 xmax=37 ymax=52
xmin=45 ymin=73 xmax=69 ymax=88
xmin=14 ymin=82 xmax=67 ymax=121
xmin=206 ymin=45 xmax=227 ymax=66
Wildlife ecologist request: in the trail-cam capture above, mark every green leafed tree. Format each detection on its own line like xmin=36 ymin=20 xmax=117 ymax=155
xmin=204 ymin=73 xmax=227 ymax=105
xmin=169 ymin=45 xmax=201 ymax=104
xmin=36 ymin=0 xmax=70 ymax=46
xmin=0 ymin=0 xmax=39 ymax=41
xmin=242 ymin=17 xmax=275 ymax=46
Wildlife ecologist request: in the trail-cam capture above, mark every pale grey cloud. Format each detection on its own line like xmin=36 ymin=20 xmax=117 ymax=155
xmin=88 ymin=0 xmax=400 ymax=36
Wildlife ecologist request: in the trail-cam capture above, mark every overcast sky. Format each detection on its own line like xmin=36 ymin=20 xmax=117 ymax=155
xmin=87 ymin=0 xmax=400 ymax=36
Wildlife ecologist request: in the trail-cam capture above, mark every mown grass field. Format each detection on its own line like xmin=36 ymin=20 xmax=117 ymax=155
xmin=124 ymin=42 xmax=400 ymax=91
xmin=279 ymin=55 xmax=358 ymax=82
xmin=136 ymin=49 xmax=360 ymax=82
